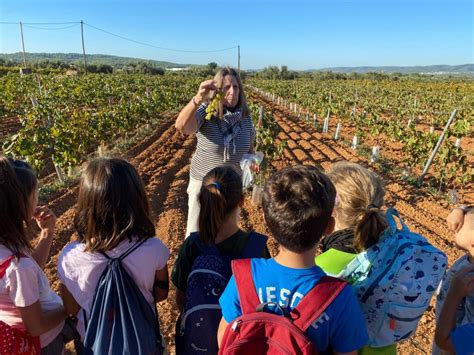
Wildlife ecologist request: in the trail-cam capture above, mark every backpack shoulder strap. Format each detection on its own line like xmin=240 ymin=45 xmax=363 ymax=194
xmin=241 ymin=231 xmax=268 ymax=258
xmin=231 ymin=258 xmax=260 ymax=315
xmin=99 ymin=238 xmax=149 ymax=261
xmin=0 ymin=253 xmax=28 ymax=278
xmin=291 ymin=276 xmax=347 ymax=331
xmin=119 ymin=238 xmax=148 ymax=261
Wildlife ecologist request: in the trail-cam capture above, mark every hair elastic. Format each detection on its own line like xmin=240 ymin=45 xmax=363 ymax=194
xmin=367 ymin=203 xmax=378 ymax=209
xmin=207 ymin=182 xmax=221 ymax=190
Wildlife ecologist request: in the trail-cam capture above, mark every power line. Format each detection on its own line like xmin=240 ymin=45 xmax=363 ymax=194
xmin=83 ymin=22 xmax=238 ymax=53
xmin=23 ymin=23 xmax=79 ymax=30
xmin=0 ymin=20 xmax=239 ymax=57
xmin=0 ymin=21 xmax=80 ymax=25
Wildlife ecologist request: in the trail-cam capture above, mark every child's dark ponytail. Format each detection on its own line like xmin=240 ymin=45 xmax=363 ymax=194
xmin=198 ymin=167 xmax=243 ymax=245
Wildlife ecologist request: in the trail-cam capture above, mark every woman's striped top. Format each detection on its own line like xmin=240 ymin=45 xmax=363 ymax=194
xmin=190 ymin=104 xmax=256 ymax=181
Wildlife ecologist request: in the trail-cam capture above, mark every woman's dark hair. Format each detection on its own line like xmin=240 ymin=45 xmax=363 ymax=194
xmin=262 ymin=165 xmax=336 ymax=253
xmin=198 ymin=166 xmax=243 ymax=245
xmin=0 ymin=156 xmax=37 ymax=253
xmin=74 ymin=158 xmax=155 ymax=252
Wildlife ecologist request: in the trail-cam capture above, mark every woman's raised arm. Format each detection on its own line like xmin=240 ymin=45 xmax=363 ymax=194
xmin=175 ymin=79 xmax=217 ymax=135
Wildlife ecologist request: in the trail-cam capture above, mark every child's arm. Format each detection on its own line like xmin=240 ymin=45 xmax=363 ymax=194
xmin=435 ymin=265 xmax=474 ymax=352
xmin=18 ymin=301 xmax=67 ymax=336
xmin=30 ymin=206 xmax=56 ymax=269
xmin=217 ymin=317 xmax=229 ymax=348
xmin=60 ymin=283 xmax=80 ymax=316
xmin=171 ymin=238 xmax=195 ymax=310
xmin=154 ymin=266 xmax=169 ymax=303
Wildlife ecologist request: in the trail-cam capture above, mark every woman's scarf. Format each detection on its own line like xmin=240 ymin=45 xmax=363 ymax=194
xmin=216 ymin=108 xmax=243 ymax=162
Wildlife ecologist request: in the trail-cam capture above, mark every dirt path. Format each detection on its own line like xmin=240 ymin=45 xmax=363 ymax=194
xmin=42 ymin=96 xmax=469 ymax=354
xmin=0 ymin=116 xmax=21 ymax=141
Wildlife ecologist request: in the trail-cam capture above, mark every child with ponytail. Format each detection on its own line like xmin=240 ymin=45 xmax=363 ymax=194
xmin=316 ymin=161 xmax=388 ymax=275
xmin=316 ymin=161 xmax=445 ymax=354
xmin=316 ymin=162 xmax=395 ymax=355
xmin=172 ymin=166 xmax=269 ymax=354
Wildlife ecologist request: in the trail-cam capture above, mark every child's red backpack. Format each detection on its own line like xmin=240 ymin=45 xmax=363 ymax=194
xmin=218 ymin=259 xmax=347 ymax=355
xmin=0 ymin=253 xmax=41 ymax=355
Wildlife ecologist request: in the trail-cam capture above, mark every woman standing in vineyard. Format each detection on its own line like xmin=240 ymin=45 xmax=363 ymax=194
xmin=175 ymin=67 xmax=257 ymax=237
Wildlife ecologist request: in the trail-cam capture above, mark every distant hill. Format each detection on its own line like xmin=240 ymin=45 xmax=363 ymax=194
xmin=1 ymin=53 xmax=472 ymax=75
xmin=312 ymin=64 xmax=474 ymax=75
xmin=0 ymin=52 xmax=188 ymax=68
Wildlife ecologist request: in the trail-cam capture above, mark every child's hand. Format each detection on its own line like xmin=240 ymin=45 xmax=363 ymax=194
xmin=34 ymin=206 xmax=57 ymax=236
xmin=449 ymin=265 xmax=474 ymax=299
xmin=446 ymin=208 xmax=465 ymax=233
xmin=454 ymin=212 xmax=474 ymax=254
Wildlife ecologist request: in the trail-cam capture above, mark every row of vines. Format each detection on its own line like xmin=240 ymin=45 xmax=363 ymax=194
xmin=248 ymin=79 xmax=473 ymax=191
xmin=0 ymin=73 xmax=199 ymax=177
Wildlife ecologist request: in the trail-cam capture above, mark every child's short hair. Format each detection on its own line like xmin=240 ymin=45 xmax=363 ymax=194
xmin=74 ymin=158 xmax=155 ymax=252
xmin=198 ymin=166 xmax=243 ymax=245
xmin=262 ymin=165 xmax=336 ymax=253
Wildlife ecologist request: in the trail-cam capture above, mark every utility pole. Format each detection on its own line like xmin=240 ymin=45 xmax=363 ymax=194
xmin=19 ymin=22 xmax=27 ymax=67
xmin=237 ymin=45 xmax=240 ymax=74
xmin=81 ymin=20 xmax=88 ymax=73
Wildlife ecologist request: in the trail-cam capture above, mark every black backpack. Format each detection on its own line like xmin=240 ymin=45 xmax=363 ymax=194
xmin=175 ymin=231 xmax=267 ymax=354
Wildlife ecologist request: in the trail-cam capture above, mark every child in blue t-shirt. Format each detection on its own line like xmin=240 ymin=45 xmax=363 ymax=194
xmin=218 ymin=165 xmax=368 ymax=353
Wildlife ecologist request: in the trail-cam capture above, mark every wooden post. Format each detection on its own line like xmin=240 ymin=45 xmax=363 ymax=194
xmin=81 ymin=20 xmax=88 ymax=73
xmin=323 ymin=109 xmax=330 ymax=133
xmin=334 ymin=122 xmax=341 ymax=140
xmin=19 ymin=22 xmax=27 ymax=67
xmin=351 ymin=135 xmax=358 ymax=149
xmin=237 ymin=45 xmax=240 ymax=74
xmin=418 ymin=109 xmax=457 ymax=185
xmin=371 ymin=146 xmax=380 ymax=163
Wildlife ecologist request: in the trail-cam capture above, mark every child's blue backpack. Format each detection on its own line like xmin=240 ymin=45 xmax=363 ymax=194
xmin=175 ymin=231 xmax=267 ymax=354
xmin=83 ymin=239 xmax=164 ymax=355
xmin=338 ymin=208 xmax=447 ymax=348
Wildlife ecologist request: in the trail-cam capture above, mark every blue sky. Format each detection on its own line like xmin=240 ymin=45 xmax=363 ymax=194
xmin=0 ymin=0 xmax=472 ymax=70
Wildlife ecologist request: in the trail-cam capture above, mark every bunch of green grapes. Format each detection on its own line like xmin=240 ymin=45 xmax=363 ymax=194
xmin=205 ymin=91 xmax=223 ymax=120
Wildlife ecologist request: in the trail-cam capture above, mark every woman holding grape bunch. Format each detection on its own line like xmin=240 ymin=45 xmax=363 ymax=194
xmin=175 ymin=67 xmax=257 ymax=237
